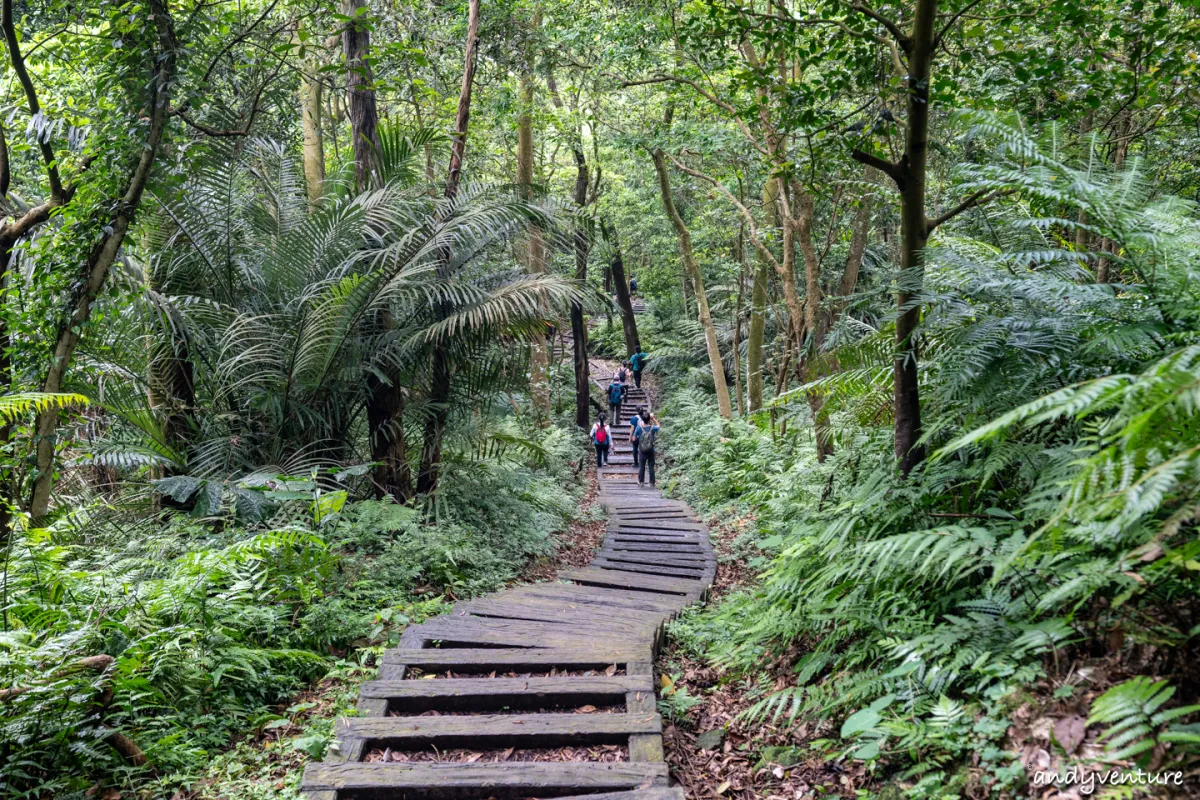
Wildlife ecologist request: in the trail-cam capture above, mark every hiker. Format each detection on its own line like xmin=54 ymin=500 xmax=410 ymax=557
xmin=629 ymin=275 xmax=638 ymax=296
xmin=607 ymin=374 xmax=626 ymax=430
xmin=617 ymin=361 xmax=629 ymax=384
xmin=637 ymin=409 xmax=660 ymax=486
xmin=590 ymin=413 xmax=611 ymax=468
xmin=629 ymin=405 xmax=644 ymax=467
xmin=629 ymin=346 xmax=648 ymax=389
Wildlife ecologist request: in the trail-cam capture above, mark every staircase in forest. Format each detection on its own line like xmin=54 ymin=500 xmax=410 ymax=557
xmin=301 ymin=365 xmax=714 ymax=799
xmin=552 ymin=298 xmax=646 ymax=361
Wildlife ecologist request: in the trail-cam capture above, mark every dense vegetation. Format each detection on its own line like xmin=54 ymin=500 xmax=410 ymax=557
xmin=0 ymin=0 xmax=1198 ymax=797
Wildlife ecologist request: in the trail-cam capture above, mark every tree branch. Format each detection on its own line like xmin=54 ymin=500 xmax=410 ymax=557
xmin=175 ymin=53 xmax=284 ymax=138
xmin=199 ymin=0 xmax=282 ymax=85
xmin=663 ymin=151 xmax=784 ymax=278
xmin=925 ymin=187 xmax=1013 ymax=233
xmin=847 ymin=1 xmax=911 ymax=51
xmin=2 ymin=0 xmax=63 ymax=201
xmin=933 ymin=0 xmax=990 ymax=49
xmin=851 ymin=148 xmax=904 ymax=188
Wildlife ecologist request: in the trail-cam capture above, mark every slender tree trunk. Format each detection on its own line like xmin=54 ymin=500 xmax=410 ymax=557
xmin=29 ymin=2 xmax=176 ymax=518
xmin=793 ymin=188 xmax=832 ymax=460
xmin=569 ymin=148 xmax=591 ymax=430
xmin=417 ymin=0 xmax=481 ymax=495
xmin=343 ymin=0 xmax=380 ymax=191
xmin=299 ymin=30 xmax=325 ymax=210
xmin=652 ymin=149 xmax=732 ymax=419
xmin=732 ymin=290 xmax=745 ymax=417
xmin=602 ymin=220 xmax=639 ymax=357
xmin=345 ymin=0 xmax=410 ymax=500
xmin=747 ymin=252 xmax=767 ymax=411
xmin=819 ymin=170 xmax=873 ymax=342
xmin=365 ymin=328 xmax=414 ymax=501
xmin=516 ymin=22 xmax=551 ymax=426
xmin=891 ymin=0 xmax=936 ymax=476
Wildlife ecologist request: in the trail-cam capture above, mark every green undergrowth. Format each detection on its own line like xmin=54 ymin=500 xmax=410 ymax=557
xmin=659 ymin=382 xmax=1200 ymax=798
xmin=0 ymin=426 xmax=582 ymax=798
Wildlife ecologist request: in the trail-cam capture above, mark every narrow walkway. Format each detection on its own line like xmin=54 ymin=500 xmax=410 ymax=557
xmin=301 ymin=358 xmax=714 ymax=799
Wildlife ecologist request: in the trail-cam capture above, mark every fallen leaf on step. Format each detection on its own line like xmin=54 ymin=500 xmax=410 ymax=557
xmin=578 ymin=705 xmax=598 ymax=713
xmin=605 ymin=664 xmax=617 ymax=676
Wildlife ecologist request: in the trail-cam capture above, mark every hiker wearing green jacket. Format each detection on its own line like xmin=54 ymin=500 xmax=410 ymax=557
xmin=629 ymin=346 xmax=648 ymax=389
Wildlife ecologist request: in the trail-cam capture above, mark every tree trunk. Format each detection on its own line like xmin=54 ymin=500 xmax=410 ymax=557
xmin=892 ymin=0 xmax=937 ymax=476
xmin=732 ymin=289 xmax=744 ymax=417
xmin=346 ymin=0 xmax=410 ymax=500
xmin=516 ymin=26 xmax=551 ymax=426
xmin=793 ymin=187 xmax=832 ymax=460
xmin=417 ymin=0 xmax=481 ymax=495
xmin=569 ymin=147 xmax=591 ymax=430
xmin=652 ymin=149 xmax=732 ymax=419
xmin=343 ymin=0 xmax=379 ymax=192
xmin=746 ymin=253 xmax=767 ymax=411
xmin=602 ymin=219 xmax=639 ymax=357
xmin=365 ymin=324 xmax=414 ymax=501
xmin=300 ymin=56 xmax=326 ymax=210
xmin=29 ymin=1 xmax=176 ymax=518
xmin=298 ymin=18 xmax=325 ymax=210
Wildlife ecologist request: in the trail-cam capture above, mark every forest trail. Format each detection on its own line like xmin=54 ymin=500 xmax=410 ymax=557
xmin=301 ymin=346 xmax=715 ymax=800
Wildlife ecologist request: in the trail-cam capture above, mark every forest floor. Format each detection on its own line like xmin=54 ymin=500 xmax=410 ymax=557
xmin=185 ymin=467 xmax=606 ymax=800
xmin=658 ymin=509 xmax=871 ymax=800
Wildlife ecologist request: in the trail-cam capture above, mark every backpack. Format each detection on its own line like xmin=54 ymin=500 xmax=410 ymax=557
xmin=638 ymin=425 xmax=657 ymax=454
xmin=608 ymin=383 xmax=624 ymax=403
xmin=593 ymin=424 xmax=608 ymax=444
xmin=618 ymin=367 xmax=628 ymax=382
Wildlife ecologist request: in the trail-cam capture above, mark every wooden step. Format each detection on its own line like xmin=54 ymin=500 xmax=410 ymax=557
xmin=592 ymin=558 xmax=705 ymax=579
xmin=410 ymin=617 xmax=641 ymax=650
xmin=563 ymin=568 xmax=702 ymax=596
xmin=359 ymin=675 xmax=653 ymax=714
xmin=597 ymin=549 xmax=710 ymax=565
xmin=379 ymin=647 xmax=652 ymax=679
xmin=504 ymin=588 xmax=685 ymax=617
xmin=334 ymin=711 xmax=661 ymax=750
xmin=508 ymin=584 xmax=686 ymax=613
xmin=302 ymin=761 xmax=670 ymax=798
xmin=452 ymin=598 xmax=666 ymax=631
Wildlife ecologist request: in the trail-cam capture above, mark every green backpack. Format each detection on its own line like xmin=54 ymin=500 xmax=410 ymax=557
xmin=638 ymin=426 xmax=657 ymax=454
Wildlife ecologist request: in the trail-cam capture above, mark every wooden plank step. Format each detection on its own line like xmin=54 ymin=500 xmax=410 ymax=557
xmin=451 ymin=598 xmax=665 ymax=631
xmin=610 ymin=521 xmax=706 ymax=532
xmin=379 ymin=647 xmax=651 ymax=679
xmin=604 ymin=542 xmax=705 ymax=553
xmin=335 ymin=712 xmax=660 ymax=750
xmin=359 ymin=675 xmax=652 ymax=713
xmin=302 ymin=761 xmax=670 ymax=797
xmin=609 ymin=535 xmax=706 ymax=545
xmin=411 ymin=617 xmax=641 ymax=649
xmin=609 ymin=530 xmax=706 ymax=540
xmin=508 ymin=584 xmax=687 ymax=612
xmin=597 ymin=549 xmax=710 ymax=565
xmin=563 ymin=568 xmax=701 ymax=596
xmin=592 ymin=558 xmax=705 ymax=579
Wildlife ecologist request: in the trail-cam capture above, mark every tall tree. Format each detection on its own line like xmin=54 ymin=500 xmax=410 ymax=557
xmin=547 ymin=69 xmax=594 ymax=428
xmin=601 ymin=219 xmax=639 ymax=358
xmin=343 ymin=0 xmax=413 ymax=501
xmin=652 ymin=149 xmax=733 ymax=420
xmin=516 ymin=7 xmax=551 ymax=426
xmin=29 ymin=0 xmax=178 ymax=518
xmin=343 ymin=0 xmax=380 ymax=191
xmin=299 ymin=27 xmax=326 ymax=210
xmin=417 ymin=0 xmax=482 ymax=494
xmin=847 ymin=0 xmax=1006 ymax=475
